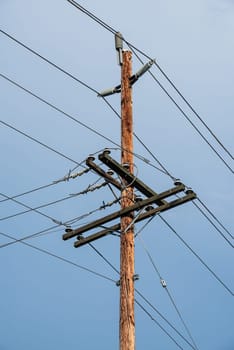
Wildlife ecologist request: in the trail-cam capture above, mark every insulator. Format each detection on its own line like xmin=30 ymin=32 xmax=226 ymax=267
xmin=87 ymin=155 xmax=95 ymax=161
xmin=115 ymin=32 xmax=123 ymax=51
xmin=145 ymin=205 xmax=154 ymax=212
xmin=107 ymin=169 xmax=114 ymax=176
xmin=135 ymin=195 xmax=143 ymax=203
xmin=77 ymin=235 xmax=84 ymax=241
xmin=185 ymin=188 xmax=194 ymax=195
xmin=65 ymin=227 xmax=73 ymax=233
xmin=174 ymin=179 xmax=182 ymax=186
xmin=123 ymin=162 xmax=130 ymax=169
xmin=103 ymin=149 xmax=111 ymax=155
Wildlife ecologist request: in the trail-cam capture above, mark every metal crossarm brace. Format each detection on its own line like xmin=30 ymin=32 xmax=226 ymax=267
xmin=98 ymin=150 xmax=167 ymax=205
xmin=73 ymin=191 xmax=196 ymax=248
xmin=63 ymin=184 xmax=185 ymax=241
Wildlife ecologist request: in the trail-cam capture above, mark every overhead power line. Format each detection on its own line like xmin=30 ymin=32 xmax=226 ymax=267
xmin=0 ymin=181 xmax=107 ymax=223
xmin=196 ymin=198 xmax=233 ymax=240
xmin=0 ymin=72 xmax=121 ymax=147
xmin=0 ymin=231 xmax=115 ymax=283
xmin=66 ymin=0 xmax=233 ymax=173
xmin=0 ymin=119 xmax=83 ymax=166
xmin=0 ymin=192 xmax=64 ymax=226
xmin=0 ymin=226 xmax=189 ymax=349
xmin=137 ymin=234 xmax=198 ymax=350
xmin=193 ymin=200 xmax=233 ymax=248
xmin=159 ymin=214 xmax=233 ymax=296
xmin=154 ymin=62 xmax=234 ymax=161
xmin=0 ymin=196 xmax=119 ymax=249
xmin=0 ymin=29 xmax=173 ymax=178
xmin=88 ymin=238 xmax=195 ymax=349
xmin=135 ymin=299 xmax=184 ymax=350
xmin=0 ymin=73 xmax=171 ymax=178
xmin=0 ymin=180 xmax=56 ymax=204
xmin=128 ymin=45 xmax=233 ymax=174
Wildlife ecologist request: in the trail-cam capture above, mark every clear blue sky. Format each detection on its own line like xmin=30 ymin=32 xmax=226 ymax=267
xmin=0 ymin=1 xmax=233 ymax=349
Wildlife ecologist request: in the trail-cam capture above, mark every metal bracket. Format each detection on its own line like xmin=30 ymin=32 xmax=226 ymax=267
xmin=97 ymin=59 xmax=155 ymax=97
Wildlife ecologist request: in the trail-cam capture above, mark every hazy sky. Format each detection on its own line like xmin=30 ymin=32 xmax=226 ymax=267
xmin=0 ymin=1 xmax=233 ymax=349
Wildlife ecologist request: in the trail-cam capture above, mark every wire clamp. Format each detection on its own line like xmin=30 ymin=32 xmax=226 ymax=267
xmin=160 ymin=278 xmax=167 ymax=288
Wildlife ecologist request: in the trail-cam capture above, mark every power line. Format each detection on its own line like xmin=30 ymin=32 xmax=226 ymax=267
xmin=127 ymin=45 xmax=233 ymax=174
xmin=0 ymin=191 xmax=64 ymax=226
xmin=0 ymin=231 xmax=115 ymax=283
xmin=0 ymin=224 xmax=61 ymax=249
xmin=0 ymin=196 xmax=119 ymax=249
xmin=0 ymin=180 xmax=56 ymax=204
xmin=154 ymin=62 xmax=234 ymax=161
xmin=0 ymin=73 xmax=122 ymax=147
xmin=137 ymin=234 xmax=198 ymax=350
xmin=158 ymin=214 xmax=233 ymax=296
xmin=135 ymin=289 xmax=196 ymax=350
xmin=86 ymin=227 xmax=197 ymax=349
xmin=196 ymin=198 xmax=233 ymax=240
xmin=0 ymin=119 xmax=82 ymax=166
xmin=66 ymin=0 xmax=233 ymax=173
xmin=0 ymin=181 xmax=107 ymax=223
xmin=174 ymin=193 xmax=233 ymax=248
xmin=0 ymin=29 xmax=173 ymax=178
xmin=192 ymin=200 xmax=233 ymax=248
xmin=0 ymin=226 xmax=190 ymax=349
xmin=0 ymin=72 xmax=171 ymax=178
xmin=135 ymin=299 xmax=184 ymax=350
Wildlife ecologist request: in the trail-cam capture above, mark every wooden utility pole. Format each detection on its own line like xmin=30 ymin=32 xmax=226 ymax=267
xmin=120 ymin=50 xmax=135 ymax=350
xmin=62 ymin=30 xmax=197 ymax=350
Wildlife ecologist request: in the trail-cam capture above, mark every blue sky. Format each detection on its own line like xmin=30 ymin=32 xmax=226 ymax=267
xmin=0 ymin=1 xmax=233 ymax=349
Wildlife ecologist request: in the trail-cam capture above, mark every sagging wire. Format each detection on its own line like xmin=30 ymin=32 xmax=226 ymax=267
xmin=137 ymin=233 xmax=199 ymax=350
xmin=0 ymin=231 xmax=115 ymax=283
xmin=0 ymin=192 xmax=120 ymax=249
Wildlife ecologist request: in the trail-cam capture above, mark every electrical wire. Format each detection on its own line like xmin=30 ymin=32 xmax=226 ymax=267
xmin=88 ymin=243 xmax=119 ymax=274
xmin=0 ymin=180 xmax=56 ymax=204
xmin=174 ymin=193 xmax=233 ymax=248
xmin=0 ymin=224 xmax=62 ymax=249
xmin=0 ymin=119 xmax=82 ymax=166
xmin=154 ymin=62 xmax=234 ymax=161
xmin=0 ymin=181 xmax=107 ymax=223
xmin=86 ymin=226 xmax=197 ymax=349
xmin=158 ymin=214 xmax=233 ymax=296
xmin=196 ymin=198 xmax=233 ymax=240
xmin=0 ymin=231 xmax=115 ymax=283
xmin=0 ymin=192 xmax=64 ymax=226
xmin=127 ymin=45 xmax=233 ymax=174
xmin=0 ymin=225 xmax=195 ymax=349
xmin=0 ymin=196 xmax=119 ymax=249
xmin=137 ymin=234 xmax=198 ymax=350
xmin=0 ymin=72 xmax=171 ymax=178
xmin=135 ymin=299 xmax=184 ymax=350
xmin=135 ymin=289 xmax=196 ymax=350
xmin=0 ymin=73 xmax=122 ymax=147
xmin=192 ymin=200 xmax=233 ymax=248
xmin=0 ymin=29 xmax=173 ymax=178
xmin=66 ymin=0 xmax=234 ymax=173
